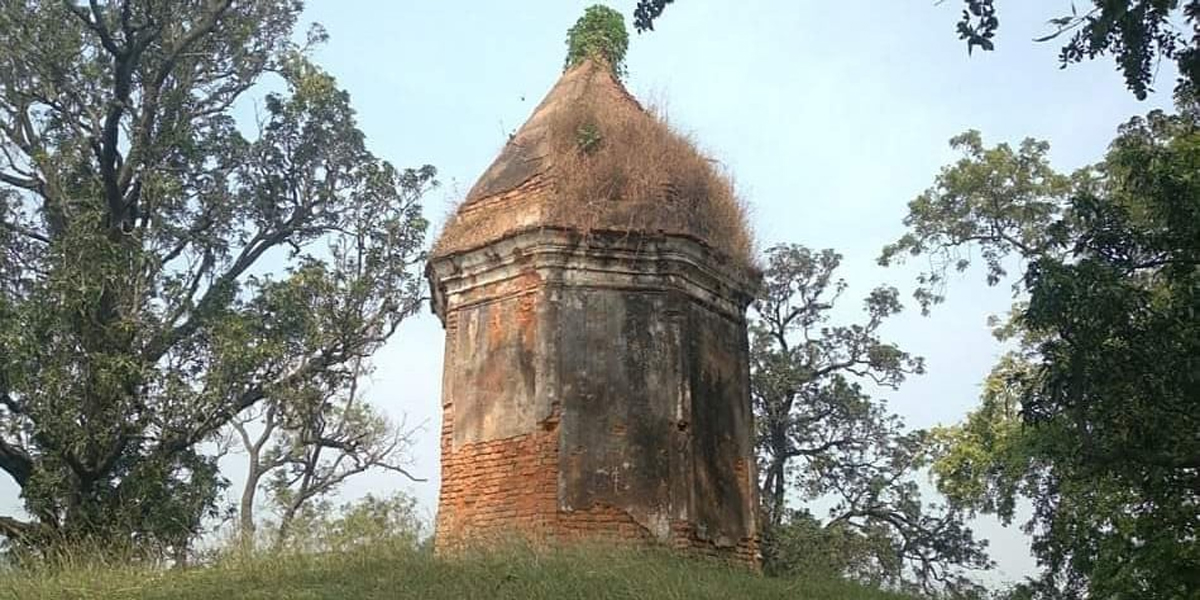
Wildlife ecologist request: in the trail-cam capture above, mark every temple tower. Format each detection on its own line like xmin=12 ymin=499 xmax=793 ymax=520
xmin=427 ymin=59 xmax=760 ymax=564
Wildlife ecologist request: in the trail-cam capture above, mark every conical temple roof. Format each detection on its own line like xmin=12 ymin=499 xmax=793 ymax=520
xmin=432 ymin=59 xmax=753 ymax=267
xmin=462 ymin=59 xmax=634 ymax=204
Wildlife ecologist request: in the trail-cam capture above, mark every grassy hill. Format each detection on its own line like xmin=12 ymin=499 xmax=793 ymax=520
xmin=2 ymin=542 xmax=917 ymax=600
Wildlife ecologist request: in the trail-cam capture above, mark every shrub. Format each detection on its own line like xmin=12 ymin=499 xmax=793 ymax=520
xmin=565 ymin=5 xmax=629 ymax=78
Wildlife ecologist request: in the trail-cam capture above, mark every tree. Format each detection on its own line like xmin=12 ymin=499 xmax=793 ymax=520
xmin=232 ymin=357 xmax=423 ymax=550
xmin=882 ymin=99 xmax=1200 ymax=598
xmin=632 ymin=1 xmax=1200 ymax=99
xmin=879 ymin=130 xmax=1074 ymax=315
xmin=258 ymin=490 xmax=424 ymax=555
xmin=0 ymin=0 xmax=435 ymax=558
xmin=750 ymin=244 xmax=990 ymax=597
xmin=565 ymin=4 xmax=629 ymax=78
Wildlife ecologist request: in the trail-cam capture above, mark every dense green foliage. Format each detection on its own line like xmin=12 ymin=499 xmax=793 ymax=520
xmin=0 ymin=0 xmax=433 ymax=558
xmin=633 ymin=1 xmax=1200 ymax=99
xmin=0 ymin=542 xmax=919 ymax=600
xmin=883 ymin=100 xmax=1199 ymax=598
xmin=749 ymin=245 xmax=990 ymax=597
xmin=565 ymin=5 xmax=629 ymax=78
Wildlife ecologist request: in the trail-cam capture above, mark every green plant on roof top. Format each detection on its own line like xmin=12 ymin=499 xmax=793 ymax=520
xmin=565 ymin=5 xmax=629 ymax=79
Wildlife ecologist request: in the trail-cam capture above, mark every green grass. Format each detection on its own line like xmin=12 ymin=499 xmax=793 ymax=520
xmin=0 ymin=542 xmax=916 ymax=600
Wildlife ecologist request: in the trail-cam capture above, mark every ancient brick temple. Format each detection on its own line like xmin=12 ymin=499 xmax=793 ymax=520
xmin=426 ymin=59 xmax=760 ymax=565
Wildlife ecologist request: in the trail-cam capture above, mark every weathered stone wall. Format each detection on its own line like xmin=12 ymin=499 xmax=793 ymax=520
xmin=434 ymin=274 xmax=560 ymax=545
xmin=556 ymin=288 xmax=679 ymax=541
xmin=429 ymin=229 xmax=759 ymax=565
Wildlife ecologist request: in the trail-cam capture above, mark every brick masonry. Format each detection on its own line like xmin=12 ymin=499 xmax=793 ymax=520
xmin=428 ymin=58 xmax=759 ymax=568
xmin=428 ymin=230 xmax=761 ymax=568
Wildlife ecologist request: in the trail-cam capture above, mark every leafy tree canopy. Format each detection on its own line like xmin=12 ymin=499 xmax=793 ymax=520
xmin=565 ymin=4 xmax=630 ymax=78
xmin=885 ymin=99 xmax=1200 ymax=598
xmin=0 ymin=0 xmax=434 ymax=558
xmin=749 ymin=245 xmax=989 ymax=597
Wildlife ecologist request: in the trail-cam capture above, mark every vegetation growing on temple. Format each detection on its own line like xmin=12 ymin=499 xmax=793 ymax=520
xmin=565 ymin=5 xmax=629 ymax=78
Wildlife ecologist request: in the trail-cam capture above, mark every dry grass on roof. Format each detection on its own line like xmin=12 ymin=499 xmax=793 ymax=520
xmin=544 ymin=93 xmax=756 ymax=270
xmin=431 ymin=64 xmax=757 ymax=271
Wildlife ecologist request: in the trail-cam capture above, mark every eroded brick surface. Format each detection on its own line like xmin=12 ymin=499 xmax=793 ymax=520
xmin=436 ymin=427 xmax=560 ymax=545
xmin=426 ymin=61 xmax=765 ymax=561
xmin=430 ymin=231 xmax=760 ymax=568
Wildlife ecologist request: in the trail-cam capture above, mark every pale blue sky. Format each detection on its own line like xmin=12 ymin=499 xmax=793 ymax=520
xmin=0 ymin=0 xmax=1179 ymax=588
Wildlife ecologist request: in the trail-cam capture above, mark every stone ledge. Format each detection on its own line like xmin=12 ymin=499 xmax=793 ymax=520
xmin=427 ymin=227 xmax=759 ymax=323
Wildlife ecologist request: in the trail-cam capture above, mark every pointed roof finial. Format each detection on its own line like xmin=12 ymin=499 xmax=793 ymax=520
xmin=564 ymin=5 xmax=629 ymax=79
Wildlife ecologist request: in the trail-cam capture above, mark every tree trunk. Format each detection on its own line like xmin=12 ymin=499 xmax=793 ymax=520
xmin=274 ymin=502 xmax=300 ymax=550
xmin=172 ymin=541 xmax=190 ymax=569
xmin=239 ymin=461 xmax=260 ymax=550
xmin=766 ymin=457 xmax=786 ymax=529
xmin=761 ymin=419 xmax=790 ymax=530
xmin=233 ymin=408 xmax=276 ymax=552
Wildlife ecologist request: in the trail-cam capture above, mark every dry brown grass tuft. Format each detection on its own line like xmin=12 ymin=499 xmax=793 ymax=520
xmin=544 ymin=85 xmax=755 ymax=269
xmin=432 ymin=62 xmax=756 ymax=271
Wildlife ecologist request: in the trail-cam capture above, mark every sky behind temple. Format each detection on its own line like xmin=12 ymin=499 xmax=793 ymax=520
xmin=0 ymin=0 xmax=1180 ymax=588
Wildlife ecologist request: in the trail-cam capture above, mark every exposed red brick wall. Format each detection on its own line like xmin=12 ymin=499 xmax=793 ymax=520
xmin=433 ymin=250 xmax=760 ymax=569
xmin=433 ymin=175 xmax=553 ymax=256
xmin=557 ymin=503 xmax=655 ymax=543
xmin=436 ymin=427 xmax=560 ymax=546
xmin=669 ymin=522 xmax=760 ymax=569
xmin=436 ymin=400 xmax=760 ymax=567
